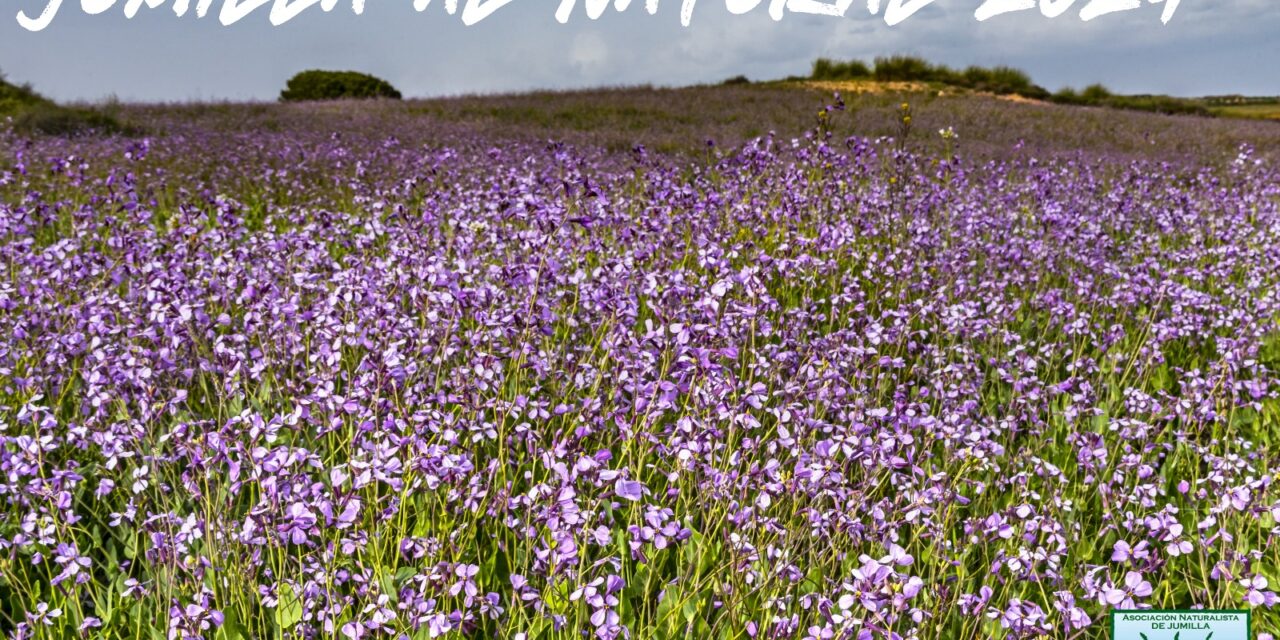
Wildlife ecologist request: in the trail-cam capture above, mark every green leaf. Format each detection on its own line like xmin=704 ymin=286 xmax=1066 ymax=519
xmin=523 ymin=617 xmax=550 ymax=640
xmin=219 ymin=608 xmax=247 ymax=640
xmin=276 ymin=584 xmax=303 ymax=630
xmin=679 ymin=530 xmax=716 ymax=582
xmin=655 ymin=587 xmax=683 ymax=639
xmin=616 ymin=584 xmax=635 ymax=630
xmin=681 ymin=596 xmax=699 ymax=623
xmin=379 ymin=573 xmax=398 ymax=603
xmin=542 ymin=579 xmax=570 ymax=614
xmin=97 ymin=589 xmax=115 ymax=627
xmin=614 ymin=529 xmax=631 ymax=566
xmin=799 ymin=566 xmax=824 ymax=595
xmin=482 ymin=543 xmax=510 ymax=586
xmin=628 ymin=564 xmax=653 ymax=599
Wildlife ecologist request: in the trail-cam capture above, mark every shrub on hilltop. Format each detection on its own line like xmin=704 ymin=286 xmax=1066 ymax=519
xmin=811 ymin=58 xmax=872 ymax=81
xmin=962 ymin=65 xmax=1048 ymax=99
xmin=280 ymin=70 xmax=403 ymax=102
xmin=1081 ymin=83 xmax=1113 ymax=102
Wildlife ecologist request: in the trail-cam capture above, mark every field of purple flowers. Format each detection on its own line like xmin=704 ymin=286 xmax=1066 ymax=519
xmin=2 ymin=90 xmax=1280 ymax=640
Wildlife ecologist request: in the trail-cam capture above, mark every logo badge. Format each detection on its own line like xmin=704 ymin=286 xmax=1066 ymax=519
xmin=1112 ymin=610 xmax=1250 ymax=640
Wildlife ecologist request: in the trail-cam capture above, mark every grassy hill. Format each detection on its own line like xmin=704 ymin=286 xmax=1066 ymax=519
xmin=1 ymin=71 xmax=124 ymax=136
xmin=114 ymin=82 xmax=1280 ymax=165
xmin=0 ymin=74 xmax=55 ymax=113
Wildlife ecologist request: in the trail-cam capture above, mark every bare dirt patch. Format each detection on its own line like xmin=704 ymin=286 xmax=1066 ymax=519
xmin=992 ymin=92 xmax=1052 ymax=106
xmin=803 ymin=80 xmax=937 ymax=95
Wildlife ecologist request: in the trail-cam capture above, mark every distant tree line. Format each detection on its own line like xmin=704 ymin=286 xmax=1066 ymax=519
xmin=808 ymin=55 xmax=1209 ymax=117
xmin=1201 ymin=95 xmax=1280 ymax=106
xmin=811 ymin=55 xmax=1049 ymax=98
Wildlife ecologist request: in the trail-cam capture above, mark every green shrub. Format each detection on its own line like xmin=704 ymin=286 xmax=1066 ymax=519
xmin=811 ymin=58 xmax=872 ymax=81
xmin=975 ymin=66 xmax=1047 ymax=98
xmin=280 ymin=70 xmax=402 ymax=102
xmin=721 ymin=75 xmax=752 ymax=86
xmin=960 ymin=65 xmax=994 ymax=88
xmin=1053 ymin=87 xmax=1083 ymax=105
xmin=872 ymin=55 xmax=937 ymax=82
xmin=1081 ymin=83 xmax=1113 ymax=102
xmin=927 ymin=64 xmax=962 ymax=86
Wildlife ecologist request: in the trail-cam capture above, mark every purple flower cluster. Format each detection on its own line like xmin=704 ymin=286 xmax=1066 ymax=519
xmin=1 ymin=105 xmax=1279 ymax=640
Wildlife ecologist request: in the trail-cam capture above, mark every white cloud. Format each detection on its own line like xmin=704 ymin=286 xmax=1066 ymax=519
xmin=569 ymin=30 xmax=611 ymax=74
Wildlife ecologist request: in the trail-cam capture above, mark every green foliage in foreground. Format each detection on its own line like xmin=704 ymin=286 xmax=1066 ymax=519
xmin=279 ymin=70 xmax=403 ymax=102
xmin=2 ymin=96 xmax=1279 ymax=640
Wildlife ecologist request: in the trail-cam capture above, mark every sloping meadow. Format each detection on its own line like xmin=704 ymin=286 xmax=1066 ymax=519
xmin=1 ymin=100 xmax=1279 ymax=640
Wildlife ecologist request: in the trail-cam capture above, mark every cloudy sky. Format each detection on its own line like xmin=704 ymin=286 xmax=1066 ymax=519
xmin=1 ymin=0 xmax=1276 ymax=102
